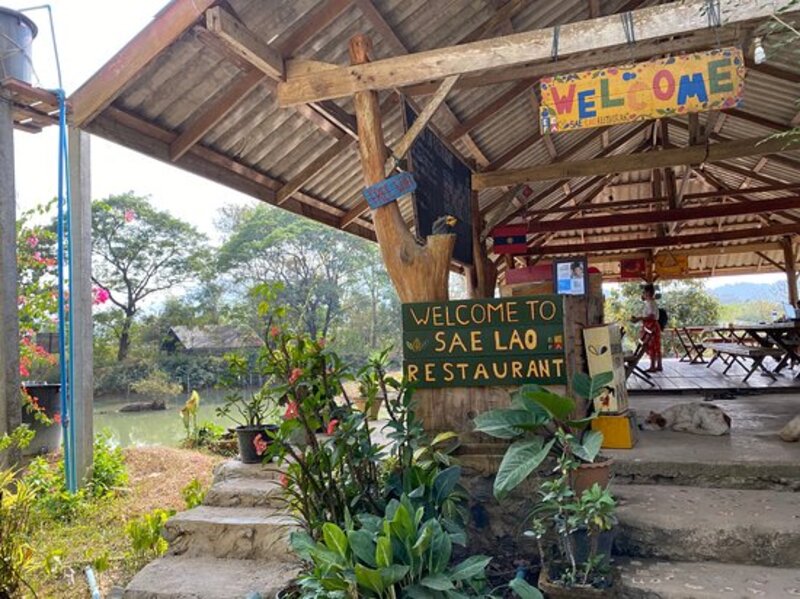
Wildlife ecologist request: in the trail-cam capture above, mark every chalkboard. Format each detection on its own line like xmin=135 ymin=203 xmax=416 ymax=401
xmin=404 ymin=101 xmax=473 ymax=265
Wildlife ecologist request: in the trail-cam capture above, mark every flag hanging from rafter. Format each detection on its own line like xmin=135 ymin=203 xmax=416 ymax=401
xmin=491 ymin=224 xmax=528 ymax=255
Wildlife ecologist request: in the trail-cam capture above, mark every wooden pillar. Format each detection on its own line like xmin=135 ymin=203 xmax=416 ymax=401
xmin=782 ymin=236 xmax=798 ymax=306
xmin=467 ymin=191 xmax=497 ymax=299
xmin=69 ymin=128 xmax=94 ymax=485
xmin=349 ymin=34 xmax=455 ymax=303
xmin=0 ymin=95 xmax=21 ymax=466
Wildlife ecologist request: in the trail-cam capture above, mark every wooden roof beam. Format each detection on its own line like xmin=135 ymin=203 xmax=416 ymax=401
xmin=205 ymin=6 xmax=284 ymax=79
xmin=526 ymin=195 xmax=800 ymax=234
xmin=527 ymin=223 xmax=800 ymax=256
xmin=277 ymin=0 xmax=795 ymax=105
xmin=70 ymin=0 xmax=218 ymax=126
xmin=473 ymin=134 xmax=800 ymax=190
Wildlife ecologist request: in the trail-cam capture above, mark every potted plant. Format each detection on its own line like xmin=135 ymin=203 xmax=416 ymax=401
xmin=530 ymin=444 xmax=617 ymax=597
xmin=473 ymin=371 xmax=614 ymax=499
xmin=20 ymin=383 xmax=61 ymax=455
xmin=215 ymin=380 xmax=280 ymax=464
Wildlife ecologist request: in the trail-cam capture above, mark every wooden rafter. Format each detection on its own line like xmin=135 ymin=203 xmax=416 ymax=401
xmin=94 ymin=106 xmax=376 ymax=235
xmin=277 ymin=0 xmax=795 ymax=105
xmin=473 ymin=134 xmax=800 ymax=190
xmin=70 ymin=0 xmax=218 ymax=126
xmin=526 ymin=196 xmax=800 ymax=233
xmin=527 ymin=223 xmax=800 ymax=256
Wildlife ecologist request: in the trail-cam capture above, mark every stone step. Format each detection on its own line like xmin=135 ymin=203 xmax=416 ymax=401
xmin=204 ymin=478 xmax=286 ymax=509
xmin=610 ymin=457 xmax=800 ymax=491
xmin=123 ymin=556 xmax=300 ymax=599
xmin=615 ymin=558 xmax=800 ymax=598
xmin=213 ymin=459 xmax=284 ymax=484
xmin=163 ymin=506 xmax=297 ymax=561
xmin=613 ymin=484 xmax=800 ymax=568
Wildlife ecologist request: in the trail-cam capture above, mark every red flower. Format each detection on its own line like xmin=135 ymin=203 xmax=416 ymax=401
xmin=26 ymin=235 xmax=38 ymax=248
xmin=19 ymin=364 xmax=29 ymax=377
xmin=279 ymin=473 xmax=289 ymax=488
xmin=269 ymin=326 xmax=280 ymax=338
xmin=252 ymin=434 xmax=268 ymax=456
xmin=283 ymin=401 xmax=298 ymax=420
xmin=288 ymin=368 xmax=303 ymax=384
xmin=124 ymin=209 xmax=136 ymax=223
xmin=53 ymin=413 xmax=62 ymax=425
xmin=326 ymin=419 xmax=339 ymax=435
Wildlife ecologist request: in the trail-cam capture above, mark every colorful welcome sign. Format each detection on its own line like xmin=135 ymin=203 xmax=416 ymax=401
xmin=402 ymin=296 xmax=566 ymax=388
xmin=539 ymin=47 xmax=744 ymax=133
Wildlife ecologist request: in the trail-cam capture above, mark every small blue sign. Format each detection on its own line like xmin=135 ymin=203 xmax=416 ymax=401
xmin=363 ymin=172 xmax=417 ymax=209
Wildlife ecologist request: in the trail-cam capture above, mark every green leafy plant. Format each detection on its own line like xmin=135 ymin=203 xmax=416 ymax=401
xmin=0 ymin=429 xmax=37 ymax=598
xmin=89 ymin=430 xmax=128 ymax=498
xmin=526 ymin=445 xmax=616 ymax=590
xmin=125 ymin=508 xmax=174 ymax=564
xmin=473 ymin=372 xmax=613 ymax=499
xmin=291 ymin=494 xmax=493 ymax=598
xmin=215 ymin=378 xmax=281 ymax=429
xmin=181 ymin=478 xmax=207 ymax=509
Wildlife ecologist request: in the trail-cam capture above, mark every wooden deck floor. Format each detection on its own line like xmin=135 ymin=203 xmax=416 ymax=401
xmin=627 ymin=357 xmax=800 ymax=393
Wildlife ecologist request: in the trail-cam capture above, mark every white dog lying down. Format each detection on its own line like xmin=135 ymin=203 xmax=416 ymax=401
xmin=780 ymin=414 xmax=800 ymax=442
xmin=640 ymin=402 xmax=731 ymax=436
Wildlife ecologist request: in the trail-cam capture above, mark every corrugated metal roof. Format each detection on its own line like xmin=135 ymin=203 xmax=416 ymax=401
xmin=71 ymin=0 xmax=800 ymax=280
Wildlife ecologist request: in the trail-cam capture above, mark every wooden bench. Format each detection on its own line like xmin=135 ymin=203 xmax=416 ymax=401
xmin=704 ymin=342 xmax=785 ymax=382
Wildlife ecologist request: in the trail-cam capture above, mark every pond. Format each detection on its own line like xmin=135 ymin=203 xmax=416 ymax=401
xmin=93 ymin=388 xmax=248 ymax=448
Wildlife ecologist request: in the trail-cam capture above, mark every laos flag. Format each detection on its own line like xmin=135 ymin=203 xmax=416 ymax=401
xmin=491 ymin=225 xmax=527 ymax=255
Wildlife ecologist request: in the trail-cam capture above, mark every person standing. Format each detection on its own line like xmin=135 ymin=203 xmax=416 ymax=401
xmin=632 ymin=283 xmax=662 ymax=372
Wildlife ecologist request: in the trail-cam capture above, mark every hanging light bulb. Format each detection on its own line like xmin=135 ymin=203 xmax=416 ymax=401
xmin=753 ymin=37 xmax=766 ymax=64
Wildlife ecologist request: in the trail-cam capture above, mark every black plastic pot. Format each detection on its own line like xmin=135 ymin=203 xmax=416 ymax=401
xmin=235 ymin=424 xmax=277 ymax=464
xmin=21 ymin=383 xmax=62 ymax=456
xmin=572 ymin=526 xmax=616 ymax=569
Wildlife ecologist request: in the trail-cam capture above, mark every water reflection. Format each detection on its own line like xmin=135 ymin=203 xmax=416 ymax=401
xmin=93 ymin=388 xmax=244 ymax=447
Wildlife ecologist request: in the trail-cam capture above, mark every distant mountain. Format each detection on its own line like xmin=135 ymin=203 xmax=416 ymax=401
xmin=711 ymin=283 xmax=779 ymax=304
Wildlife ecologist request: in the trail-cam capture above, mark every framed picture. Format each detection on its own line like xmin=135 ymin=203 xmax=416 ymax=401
xmin=553 ymin=257 xmax=587 ymax=296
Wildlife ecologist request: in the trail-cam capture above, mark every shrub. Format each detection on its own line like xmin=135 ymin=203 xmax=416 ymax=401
xmin=130 ymin=369 xmax=182 ymax=397
xmin=181 ymin=478 xmax=207 ymax=509
xmin=89 ymin=431 xmax=128 ymax=498
xmin=126 ymin=508 xmax=174 ymax=563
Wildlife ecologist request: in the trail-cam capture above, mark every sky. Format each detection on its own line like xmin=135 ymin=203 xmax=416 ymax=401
xmin=3 ymin=0 xmax=786 ymax=288
xmin=6 ymin=0 xmax=255 ymax=241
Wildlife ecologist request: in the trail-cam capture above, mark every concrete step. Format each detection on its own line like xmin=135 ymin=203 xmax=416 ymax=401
xmin=163 ymin=506 xmax=297 ymax=561
xmin=203 ymin=478 xmax=286 ymax=509
xmin=616 ymin=558 xmax=800 ymax=598
xmin=123 ymin=556 xmax=300 ymax=599
xmin=613 ymin=484 xmax=800 ymax=568
xmin=213 ymin=459 xmax=283 ymax=484
xmin=610 ymin=457 xmax=800 ymax=491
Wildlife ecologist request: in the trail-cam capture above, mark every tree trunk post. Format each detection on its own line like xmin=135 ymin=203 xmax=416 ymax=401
xmin=349 ymin=34 xmax=455 ymax=304
xmin=782 ymin=236 xmax=798 ymax=307
xmin=0 ymin=93 xmax=21 ymax=467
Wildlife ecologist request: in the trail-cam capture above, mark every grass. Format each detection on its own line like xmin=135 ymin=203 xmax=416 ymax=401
xmin=25 ymin=446 xmax=221 ymax=598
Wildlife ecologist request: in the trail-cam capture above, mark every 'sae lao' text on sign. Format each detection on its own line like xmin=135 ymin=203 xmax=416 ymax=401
xmin=402 ymin=296 xmax=566 ymax=388
xmin=538 ymin=47 xmax=744 ymax=133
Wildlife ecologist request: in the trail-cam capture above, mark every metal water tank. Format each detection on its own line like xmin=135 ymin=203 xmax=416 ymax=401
xmin=0 ymin=7 xmax=37 ymax=84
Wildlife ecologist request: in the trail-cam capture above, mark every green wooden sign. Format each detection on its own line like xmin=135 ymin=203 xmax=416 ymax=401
xmin=402 ymin=295 xmax=566 ymax=388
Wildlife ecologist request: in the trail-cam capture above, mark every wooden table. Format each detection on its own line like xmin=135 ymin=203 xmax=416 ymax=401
xmin=709 ymin=323 xmax=800 ymax=374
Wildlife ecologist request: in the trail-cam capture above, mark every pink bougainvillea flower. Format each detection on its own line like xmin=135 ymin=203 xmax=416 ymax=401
xmin=32 ymin=252 xmax=45 ymax=264
xmin=26 ymin=235 xmax=38 ymax=248
xmin=92 ymin=287 xmax=110 ymax=305
xmin=124 ymin=209 xmax=136 ymax=223
xmin=19 ymin=364 xmax=29 ymax=377
xmin=269 ymin=326 xmax=280 ymax=338
xmin=288 ymin=368 xmax=303 ymax=384
xmin=283 ymin=401 xmax=299 ymax=420
xmin=326 ymin=419 xmax=339 ymax=435
xmin=252 ymin=434 xmax=269 ymax=456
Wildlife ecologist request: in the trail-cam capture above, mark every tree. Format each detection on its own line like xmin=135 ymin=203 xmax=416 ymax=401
xmin=605 ymin=280 xmax=721 ymax=353
xmin=218 ymin=206 xmax=367 ymax=338
xmin=91 ymin=193 xmax=208 ymax=361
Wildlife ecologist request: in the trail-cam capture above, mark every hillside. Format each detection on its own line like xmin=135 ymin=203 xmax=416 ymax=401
xmin=711 ymin=283 xmax=778 ymax=305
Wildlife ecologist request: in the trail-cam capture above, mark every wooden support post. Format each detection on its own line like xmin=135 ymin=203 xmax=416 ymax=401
xmin=68 ymin=128 xmax=94 ymax=485
xmin=468 ymin=191 xmax=496 ymax=298
xmin=349 ymin=34 xmax=454 ymax=303
xmin=782 ymin=236 xmax=798 ymax=307
xmin=0 ymin=95 xmax=20 ymax=466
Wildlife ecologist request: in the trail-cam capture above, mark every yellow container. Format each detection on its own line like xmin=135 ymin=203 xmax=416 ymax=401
xmin=591 ymin=412 xmax=637 ymax=449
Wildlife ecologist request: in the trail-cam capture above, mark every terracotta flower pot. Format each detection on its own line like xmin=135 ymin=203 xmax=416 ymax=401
xmin=538 ymin=568 xmax=614 ymax=598
xmin=571 ymin=458 xmax=613 ymax=497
